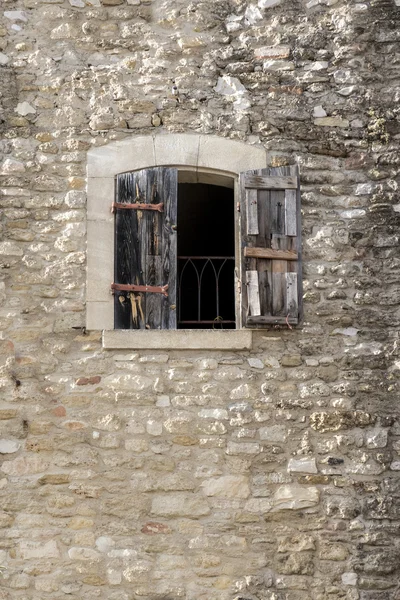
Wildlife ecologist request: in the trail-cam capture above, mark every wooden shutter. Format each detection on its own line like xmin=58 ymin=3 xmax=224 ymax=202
xmin=114 ymin=167 xmax=178 ymax=329
xmin=240 ymin=165 xmax=302 ymax=327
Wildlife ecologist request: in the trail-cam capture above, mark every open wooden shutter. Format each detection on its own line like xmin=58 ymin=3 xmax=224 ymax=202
xmin=240 ymin=165 xmax=302 ymax=327
xmin=114 ymin=167 xmax=177 ymax=329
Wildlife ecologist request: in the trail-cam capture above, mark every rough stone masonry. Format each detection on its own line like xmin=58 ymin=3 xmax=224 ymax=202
xmin=1 ymin=0 xmax=400 ymax=599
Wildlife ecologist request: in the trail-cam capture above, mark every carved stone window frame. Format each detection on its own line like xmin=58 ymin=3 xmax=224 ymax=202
xmin=87 ymin=133 xmax=267 ymax=349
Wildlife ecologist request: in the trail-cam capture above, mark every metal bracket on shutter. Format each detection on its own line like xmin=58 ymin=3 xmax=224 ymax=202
xmin=111 ymin=283 xmax=169 ymax=297
xmin=111 ymin=202 xmax=164 ymax=213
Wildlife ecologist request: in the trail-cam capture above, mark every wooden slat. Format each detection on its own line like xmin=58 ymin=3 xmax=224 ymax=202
xmin=246 ymin=188 xmax=259 ymax=235
xmin=285 ymin=190 xmax=297 ymax=236
xmin=145 ymin=168 xmax=160 ymax=329
xmin=246 ymin=271 xmax=261 ymax=316
xmin=161 ymin=168 xmax=178 ymax=329
xmin=244 ymin=175 xmax=297 ymax=190
xmin=244 ymin=247 xmax=298 ymax=260
xmin=115 ymin=171 xmax=145 ymax=329
xmin=247 ymin=315 xmax=298 ymax=325
xmin=286 ymin=272 xmax=298 ymax=318
xmin=135 ymin=169 xmax=148 ymax=329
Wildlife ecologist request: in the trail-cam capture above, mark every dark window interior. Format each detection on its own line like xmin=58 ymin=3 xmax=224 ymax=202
xmin=177 ymin=183 xmax=235 ymax=329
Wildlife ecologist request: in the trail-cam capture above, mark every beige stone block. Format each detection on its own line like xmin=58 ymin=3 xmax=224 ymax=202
xmin=87 ymin=178 xmax=114 ymax=222
xmin=87 ymin=136 xmax=156 ymax=178
xmin=87 ymin=221 xmax=114 ymax=303
xmin=287 ymin=457 xmax=318 ymax=474
xmin=102 ymin=330 xmax=252 ymax=350
xmin=198 ymin=135 xmax=266 ymax=174
xmin=201 ymin=475 xmax=250 ymax=498
xmin=86 ymin=302 xmax=114 ymax=330
xmin=18 ymin=540 xmax=59 ymax=559
xmin=1 ymin=456 xmax=49 ymax=476
xmin=151 ymin=493 xmax=210 ymax=517
xmin=154 ymin=133 xmax=200 ymax=168
xmin=314 ymin=117 xmax=349 ymax=128
xmin=271 ymin=485 xmax=319 ymax=511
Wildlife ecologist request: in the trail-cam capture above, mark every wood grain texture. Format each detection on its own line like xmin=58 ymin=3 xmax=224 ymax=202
xmin=240 ymin=164 xmax=301 ymax=328
xmin=285 ymin=189 xmax=297 ymax=236
xmin=244 ymin=175 xmax=297 ymax=189
xmin=246 ymin=270 xmax=261 ymax=316
xmin=114 ymin=168 xmax=177 ymax=330
xmin=244 ymin=247 xmax=298 ymax=260
xmin=246 ymin=188 xmax=259 ymax=235
xmin=286 ymin=272 xmax=298 ymax=317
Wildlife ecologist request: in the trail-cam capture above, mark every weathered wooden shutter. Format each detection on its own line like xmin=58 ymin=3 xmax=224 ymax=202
xmin=240 ymin=165 xmax=302 ymax=327
xmin=114 ymin=167 xmax=177 ymax=329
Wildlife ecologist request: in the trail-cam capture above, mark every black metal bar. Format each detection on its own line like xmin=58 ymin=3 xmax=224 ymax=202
xmin=179 ymin=320 xmax=236 ymax=324
xmin=178 ymin=256 xmax=234 ymax=260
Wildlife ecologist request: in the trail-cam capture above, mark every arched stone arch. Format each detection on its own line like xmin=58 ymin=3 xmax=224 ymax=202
xmin=87 ymin=133 xmax=266 ymax=178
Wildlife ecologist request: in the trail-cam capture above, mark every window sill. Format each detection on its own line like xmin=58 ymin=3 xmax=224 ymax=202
xmin=102 ymin=329 xmax=252 ymax=350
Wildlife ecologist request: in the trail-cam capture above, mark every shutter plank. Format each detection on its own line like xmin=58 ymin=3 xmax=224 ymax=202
xmin=244 ymin=247 xmax=298 ymax=260
xmin=286 ymin=272 xmax=298 ymax=318
xmin=145 ymin=169 xmax=162 ymax=329
xmin=285 ymin=189 xmax=297 ymax=236
xmin=115 ymin=172 xmax=144 ymax=329
xmin=133 ymin=169 xmax=148 ymax=329
xmin=245 ymin=175 xmax=297 ymax=189
xmin=246 ymin=271 xmax=261 ymax=316
xmin=246 ymin=188 xmax=259 ymax=235
xmin=161 ymin=168 xmax=178 ymax=329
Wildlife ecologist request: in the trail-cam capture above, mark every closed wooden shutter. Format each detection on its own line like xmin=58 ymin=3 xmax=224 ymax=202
xmin=240 ymin=165 xmax=302 ymax=327
xmin=114 ymin=167 xmax=178 ymax=329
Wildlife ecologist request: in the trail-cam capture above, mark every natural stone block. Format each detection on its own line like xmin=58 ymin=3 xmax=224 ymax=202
xmin=281 ymin=354 xmax=302 ymax=367
xmin=319 ymin=541 xmax=348 ymax=561
xmin=0 ymin=440 xmax=20 ymax=454
xmin=151 ymin=493 xmax=210 ymax=517
xmin=226 ymin=442 xmax=260 ymax=455
xmin=68 ymin=547 xmax=101 ymax=560
xmin=272 ymin=486 xmax=319 ymax=511
xmin=310 ymin=411 xmax=375 ymax=432
xmin=201 ymin=476 xmax=250 ymax=498
xmin=275 ymin=552 xmax=314 ymax=575
xmin=365 ymin=428 xmax=388 ymax=448
xmin=259 ymin=425 xmax=287 ymax=442
xmin=1 ymin=456 xmax=49 ymax=475
xmin=314 ymin=117 xmax=349 ymax=128
xmin=342 ymin=572 xmax=357 ymax=586
xmin=288 ymin=457 xmax=318 ymax=474
xmin=18 ymin=540 xmax=59 ymax=559
xmin=278 ymin=534 xmax=315 ymax=552
xmin=255 ymin=46 xmax=291 ymax=59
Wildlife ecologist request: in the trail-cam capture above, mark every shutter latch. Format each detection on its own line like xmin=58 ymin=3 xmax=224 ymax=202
xmin=111 ymin=283 xmax=169 ymax=297
xmin=111 ymin=202 xmax=164 ymax=213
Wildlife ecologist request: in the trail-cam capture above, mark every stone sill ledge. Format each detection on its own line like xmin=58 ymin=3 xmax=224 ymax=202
xmin=102 ymin=330 xmax=252 ymax=350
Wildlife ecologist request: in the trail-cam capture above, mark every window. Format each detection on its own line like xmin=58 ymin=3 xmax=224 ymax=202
xmin=111 ymin=165 xmax=301 ymax=331
xmin=86 ymin=134 xmax=302 ymax=347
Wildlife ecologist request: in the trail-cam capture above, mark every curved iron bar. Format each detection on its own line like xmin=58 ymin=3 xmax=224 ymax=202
xmin=178 ymin=258 xmax=200 ymax=323
xmin=178 ymin=257 xmax=234 ymax=326
xmin=199 ymin=259 xmax=218 ymax=321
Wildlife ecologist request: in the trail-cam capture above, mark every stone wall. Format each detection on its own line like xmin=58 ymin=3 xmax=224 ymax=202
xmin=1 ymin=0 xmax=400 ymax=599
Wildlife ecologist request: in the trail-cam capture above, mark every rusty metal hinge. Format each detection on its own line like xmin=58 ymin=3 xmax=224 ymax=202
xmin=111 ymin=283 xmax=169 ymax=297
xmin=111 ymin=202 xmax=164 ymax=213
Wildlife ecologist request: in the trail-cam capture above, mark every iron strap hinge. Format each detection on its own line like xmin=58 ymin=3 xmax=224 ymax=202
xmin=111 ymin=202 xmax=164 ymax=213
xmin=111 ymin=283 xmax=169 ymax=297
